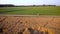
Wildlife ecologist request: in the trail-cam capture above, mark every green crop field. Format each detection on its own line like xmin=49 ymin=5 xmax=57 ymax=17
xmin=0 ymin=6 xmax=60 ymax=15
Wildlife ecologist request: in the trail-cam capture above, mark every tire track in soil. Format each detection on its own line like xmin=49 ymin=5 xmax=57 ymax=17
xmin=0 ymin=16 xmax=7 ymax=28
xmin=8 ymin=17 xmax=24 ymax=33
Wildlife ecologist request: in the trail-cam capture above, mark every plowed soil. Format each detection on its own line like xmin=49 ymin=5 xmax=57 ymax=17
xmin=0 ymin=15 xmax=60 ymax=34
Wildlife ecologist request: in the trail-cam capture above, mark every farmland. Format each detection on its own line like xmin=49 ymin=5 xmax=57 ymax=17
xmin=0 ymin=6 xmax=60 ymax=15
xmin=0 ymin=6 xmax=60 ymax=34
xmin=0 ymin=16 xmax=60 ymax=34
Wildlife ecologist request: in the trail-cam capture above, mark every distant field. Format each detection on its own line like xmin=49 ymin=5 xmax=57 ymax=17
xmin=0 ymin=6 xmax=60 ymax=15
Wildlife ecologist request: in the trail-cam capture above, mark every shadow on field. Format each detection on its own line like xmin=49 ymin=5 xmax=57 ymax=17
xmin=0 ymin=9 xmax=27 ymax=14
xmin=0 ymin=10 xmax=17 ymax=14
xmin=0 ymin=11 xmax=12 ymax=14
xmin=28 ymin=28 xmax=44 ymax=34
xmin=18 ymin=28 xmax=49 ymax=34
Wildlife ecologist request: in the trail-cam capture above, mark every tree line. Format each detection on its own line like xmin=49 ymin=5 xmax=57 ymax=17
xmin=0 ymin=4 xmax=56 ymax=7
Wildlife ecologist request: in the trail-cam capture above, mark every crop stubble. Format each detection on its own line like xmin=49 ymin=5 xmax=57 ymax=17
xmin=0 ymin=16 xmax=60 ymax=34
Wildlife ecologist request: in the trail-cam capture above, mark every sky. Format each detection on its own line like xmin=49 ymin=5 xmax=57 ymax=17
xmin=0 ymin=0 xmax=60 ymax=6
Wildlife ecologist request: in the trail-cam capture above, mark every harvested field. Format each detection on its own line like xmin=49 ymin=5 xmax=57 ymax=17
xmin=0 ymin=15 xmax=60 ymax=34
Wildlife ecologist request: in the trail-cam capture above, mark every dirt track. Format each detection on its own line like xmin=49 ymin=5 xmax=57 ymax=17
xmin=0 ymin=15 xmax=60 ymax=34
